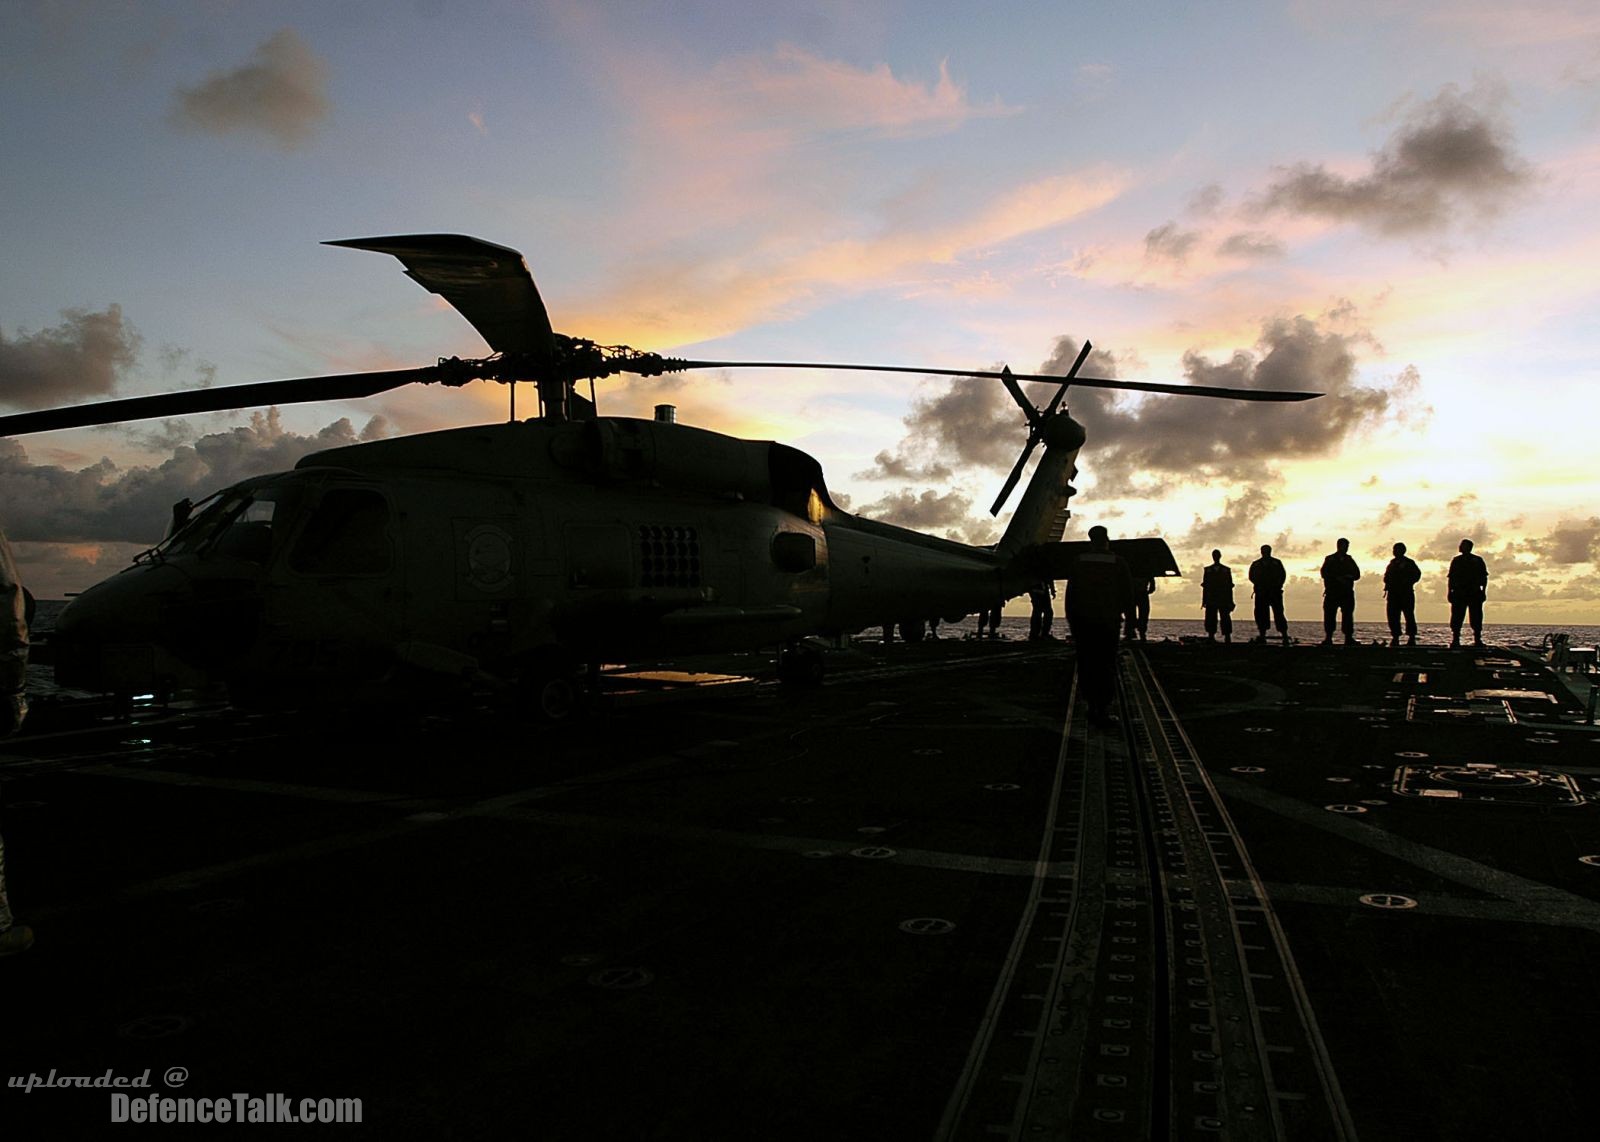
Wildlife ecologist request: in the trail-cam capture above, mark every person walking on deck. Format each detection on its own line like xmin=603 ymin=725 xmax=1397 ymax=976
xmin=1126 ymin=577 xmax=1154 ymax=642
xmin=1066 ymin=526 xmax=1136 ymax=728
xmin=1028 ymin=581 xmax=1056 ymax=640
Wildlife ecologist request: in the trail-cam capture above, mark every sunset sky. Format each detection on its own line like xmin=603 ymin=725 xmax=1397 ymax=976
xmin=3 ymin=1 xmax=1600 ymax=622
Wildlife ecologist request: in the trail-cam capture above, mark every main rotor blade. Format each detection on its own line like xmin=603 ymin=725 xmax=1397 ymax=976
xmin=989 ymin=439 xmax=1038 ymax=517
xmin=0 ymin=368 xmax=441 ymax=437
xmin=1040 ymin=340 xmax=1092 ymax=421
xmin=672 ymin=359 xmax=1320 ymax=402
xmin=998 ymin=366 xmax=1039 ymax=425
xmin=325 ymin=234 xmax=556 ymax=363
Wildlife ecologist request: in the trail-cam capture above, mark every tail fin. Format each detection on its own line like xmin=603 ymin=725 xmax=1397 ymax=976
xmin=994 ymin=412 xmax=1085 ymax=559
xmin=990 ymin=343 xmax=1093 ymax=560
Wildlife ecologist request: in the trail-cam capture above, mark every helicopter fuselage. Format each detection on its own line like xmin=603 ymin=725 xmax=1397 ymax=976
xmin=50 ymin=416 xmax=1071 ymax=699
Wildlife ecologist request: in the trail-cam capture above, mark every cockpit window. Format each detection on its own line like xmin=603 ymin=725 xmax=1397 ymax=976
xmin=210 ymin=498 xmax=279 ymax=563
xmin=157 ymin=492 xmax=239 ymax=556
xmin=289 ymin=489 xmax=391 ymax=574
xmin=156 ymin=484 xmax=298 ymax=564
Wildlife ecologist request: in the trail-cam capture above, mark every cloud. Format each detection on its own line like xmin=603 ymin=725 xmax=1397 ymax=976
xmin=1179 ymin=486 xmax=1275 ymax=550
xmin=1254 ymin=82 xmax=1533 ymax=236
xmin=1376 ymin=501 xmax=1404 ymax=528
xmin=592 ymin=38 xmax=1018 ymax=245
xmin=153 ymin=344 xmax=217 ymax=390
xmin=1386 ymin=365 xmax=1430 ymax=426
xmin=708 ymin=48 xmax=1016 ymax=140
xmin=0 ymin=306 xmax=141 ymax=409
xmin=1144 ymin=222 xmax=1202 ymax=264
xmin=0 ymin=409 xmax=388 ymax=545
xmin=170 ymin=29 xmax=330 ymax=149
xmin=861 ymin=308 xmax=1420 ymax=545
xmin=1184 ymin=486 xmax=1267 ymax=547
xmin=1188 ymin=184 xmax=1225 ymax=218
xmin=889 ymin=365 xmax=1035 ymax=473
xmin=1525 ymin=517 xmax=1600 ymax=565
xmin=857 ymin=488 xmax=974 ymax=533
xmin=1059 ymin=312 xmax=1413 ymax=496
xmin=853 ymin=450 xmax=953 ymax=482
xmin=1415 ymin=520 xmax=1496 ymax=562
xmin=548 ymin=32 xmax=1121 ymax=347
xmin=9 ymin=540 xmax=149 ymax=601
xmin=1264 ymin=530 xmax=1324 ymax=559
xmin=570 ymin=166 xmax=1128 ymax=346
xmin=1216 ymin=231 xmax=1286 ymax=260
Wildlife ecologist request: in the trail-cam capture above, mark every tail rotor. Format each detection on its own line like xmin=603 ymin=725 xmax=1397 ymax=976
xmin=988 ymin=340 xmax=1093 ymax=516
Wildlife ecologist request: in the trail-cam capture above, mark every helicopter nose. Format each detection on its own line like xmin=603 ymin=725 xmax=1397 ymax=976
xmin=52 ymin=562 xmax=197 ymax=693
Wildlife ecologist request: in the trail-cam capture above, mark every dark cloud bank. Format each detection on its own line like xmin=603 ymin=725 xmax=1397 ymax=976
xmin=0 ymin=410 xmax=388 ymax=545
xmin=867 ymin=312 xmax=1424 ymax=497
xmin=852 ymin=307 xmax=1436 ymax=561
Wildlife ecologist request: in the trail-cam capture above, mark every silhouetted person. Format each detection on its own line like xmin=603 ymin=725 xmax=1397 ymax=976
xmin=1126 ymin=577 xmax=1154 ymax=641
xmin=1248 ymin=544 xmax=1289 ymax=644
xmin=1448 ymin=538 xmax=1488 ymax=649
xmin=1320 ymin=538 xmax=1361 ymax=646
xmin=1 ymin=527 xmax=33 ymax=956
xmin=927 ymin=616 xmax=941 ymax=640
xmin=1067 ymin=525 xmax=1136 ymax=727
xmin=1201 ymin=550 xmax=1234 ymax=643
xmin=1383 ymin=541 xmax=1421 ymax=647
xmin=1028 ymin=581 xmax=1056 ymax=640
xmin=985 ymin=601 xmax=1003 ymax=639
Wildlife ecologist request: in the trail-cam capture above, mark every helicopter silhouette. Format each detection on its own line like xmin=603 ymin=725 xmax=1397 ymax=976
xmin=0 ymin=235 xmax=1318 ymax=716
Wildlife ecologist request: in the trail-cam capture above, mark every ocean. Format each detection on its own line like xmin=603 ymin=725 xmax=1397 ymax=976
xmin=923 ymin=614 xmax=1599 ymax=649
xmin=20 ymin=598 xmax=1596 ymax=699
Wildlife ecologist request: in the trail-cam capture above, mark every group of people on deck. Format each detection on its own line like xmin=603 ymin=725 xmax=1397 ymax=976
xmin=1197 ymin=538 xmax=1490 ymax=649
xmin=1035 ymin=526 xmax=1496 ymax=730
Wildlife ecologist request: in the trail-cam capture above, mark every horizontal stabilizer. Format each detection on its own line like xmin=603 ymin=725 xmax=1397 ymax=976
xmin=1018 ymin=537 xmax=1180 ymax=583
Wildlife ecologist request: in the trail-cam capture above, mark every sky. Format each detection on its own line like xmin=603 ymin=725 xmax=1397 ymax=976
xmin=3 ymin=0 xmax=1600 ymax=622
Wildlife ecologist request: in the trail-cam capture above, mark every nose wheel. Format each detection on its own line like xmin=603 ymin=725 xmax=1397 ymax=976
xmin=514 ymin=648 xmax=585 ymax=721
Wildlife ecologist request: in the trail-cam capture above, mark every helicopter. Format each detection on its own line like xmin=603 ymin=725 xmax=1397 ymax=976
xmin=0 ymin=234 xmax=1319 ymax=717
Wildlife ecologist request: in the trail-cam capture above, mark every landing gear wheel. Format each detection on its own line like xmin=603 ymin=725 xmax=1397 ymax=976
xmin=514 ymin=648 xmax=583 ymax=722
xmin=898 ymin=618 xmax=926 ymax=644
xmin=529 ymin=673 xmax=579 ymax=721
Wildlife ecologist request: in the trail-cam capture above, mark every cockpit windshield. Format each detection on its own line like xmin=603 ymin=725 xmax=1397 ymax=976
xmin=153 ymin=482 xmax=303 ymax=564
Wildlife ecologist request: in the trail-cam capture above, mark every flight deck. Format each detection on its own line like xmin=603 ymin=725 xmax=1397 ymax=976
xmin=2 ymin=637 xmax=1597 ymax=1139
